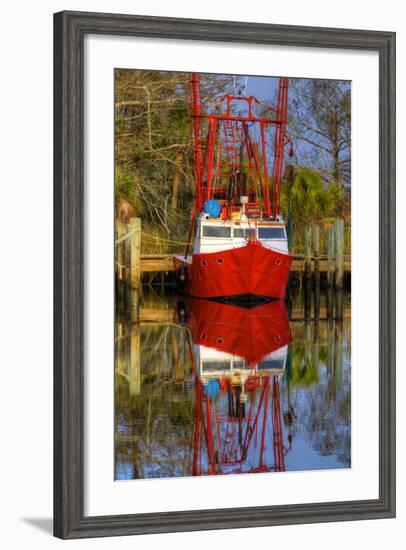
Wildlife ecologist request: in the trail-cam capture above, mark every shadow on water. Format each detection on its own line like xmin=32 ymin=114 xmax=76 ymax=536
xmin=115 ymin=286 xmax=351 ymax=480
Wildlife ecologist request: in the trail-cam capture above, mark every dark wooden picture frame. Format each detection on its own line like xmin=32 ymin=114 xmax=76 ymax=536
xmin=54 ymin=10 xmax=396 ymax=539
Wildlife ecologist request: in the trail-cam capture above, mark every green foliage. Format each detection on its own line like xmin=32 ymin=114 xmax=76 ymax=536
xmin=115 ymin=69 xmax=194 ymax=240
xmin=281 ymin=168 xmax=343 ymax=226
xmin=114 ymin=70 xmax=350 ymax=255
xmin=115 ymin=168 xmax=137 ymax=208
xmin=288 ymin=343 xmax=320 ymax=386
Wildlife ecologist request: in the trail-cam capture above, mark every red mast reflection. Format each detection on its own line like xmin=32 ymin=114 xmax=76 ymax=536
xmin=182 ymin=299 xmax=293 ymax=476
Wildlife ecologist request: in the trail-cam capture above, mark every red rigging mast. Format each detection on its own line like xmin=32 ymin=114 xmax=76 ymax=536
xmin=190 ymin=369 xmax=290 ymax=476
xmin=183 ymin=299 xmax=293 ymax=476
xmin=189 ymin=73 xmax=291 ymax=220
xmin=177 ymin=74 xmax=293 ymax=300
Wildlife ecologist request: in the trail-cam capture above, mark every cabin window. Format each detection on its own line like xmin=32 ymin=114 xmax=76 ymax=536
xmin=233 ymin=227 xmax=253 ymax=238
xmin=202 ymin=360 xmax=231 ymax=371
xmin=217 ymin=258 xmax=224 ymax=265
xmin=202 ymin=225 xmax=231 ymax=238
xmin=258 ymin=358 xmax=285 ymax=371
xmin=258 ymin=226 xmax=286 ymax=239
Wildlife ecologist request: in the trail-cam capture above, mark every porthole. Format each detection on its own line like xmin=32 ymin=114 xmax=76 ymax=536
xmin=275 ymin=259 xmax=281 ymax=266
xmin=216 ymin=337 xmax=224 ymax=345
xmin=201 ymin=260 xmax=208 ymax=267
xmin=217 ymin=258 xmax=224 ymax=265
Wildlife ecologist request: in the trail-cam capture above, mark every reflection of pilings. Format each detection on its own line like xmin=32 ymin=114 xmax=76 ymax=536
xmin=124 ymin=319 xmax=131 ymax=382
xmin=327 ymin=318 xmax=335 ymax=370
xmin=314 ymin=283 xmax=320 ymax=321
xmin=335 ymin=289 xmax=344 ymax=322
xmin=304 ymin=277 xmax=312 ymax=321
xmin=334 ymin=320 xmax=343 ymax=391
xmin=312 ymin=316 xmax=320 ymax=374
xmin=130 ymin=323 xmax=141 ymax=396
xmin=327 ymin=288 xmax=334 ymax=321
xmin=327 ymin=316 xmax=335 ymax=400
xmin=115 ymin=321 xmax=125 ymax=376
xmin=304 ymin=320 xmax=312 ymax=368
xmin=115 ymin=319 xmax=141 ymax=396
xmin=286 ymin=295 xmax=293 ymax=320
xmin=172 ymin=333 xmax=181 ymax=381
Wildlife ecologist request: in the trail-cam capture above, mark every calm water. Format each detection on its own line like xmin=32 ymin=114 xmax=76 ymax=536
xmin=115 ymin=289 xmax=351 ymax=480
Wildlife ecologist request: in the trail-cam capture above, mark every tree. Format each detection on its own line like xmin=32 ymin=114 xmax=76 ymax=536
xmin=281 ymin=168 xmax=343 ymax=226
xmin=288 ymin=79 xmax=351 ymax=189
xmin=115 ymin=69 xmax=193 ymax=239
xmin=114 ymin=70 xmax=244 ymax=246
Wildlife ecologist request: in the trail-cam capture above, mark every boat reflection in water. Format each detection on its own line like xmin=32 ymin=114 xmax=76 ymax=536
xmin=179 ymin=298 xmax=293 ymax=476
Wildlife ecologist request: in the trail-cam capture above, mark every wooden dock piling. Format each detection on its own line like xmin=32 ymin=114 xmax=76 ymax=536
xmin=327 ymin=226 xmax=335 ymax=289
xmin=124 ymin=222 xmax=132 ymax=318
xmin=312 ymin=224 xmax=320 ymax=319
xmin=304 ymin=225 xmax=312 ymax=281
xmin=116 ymin=222 xmax=125 ymax=311
xmin=115 ymin=218 xmax=350 ymax=317
xmin=312 ymin=224 xmax=320 ymax=279
xmin=130 ymin=217 xmax=141 ymax=322
xmin=130 ymin=217 xmax=141 ymax=289
xmin=334 ymin=219 xmax=345 ymax=290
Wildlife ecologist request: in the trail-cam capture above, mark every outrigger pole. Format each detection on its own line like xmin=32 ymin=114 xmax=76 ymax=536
xmin=188 ymin=73 xmax=291 ymax=228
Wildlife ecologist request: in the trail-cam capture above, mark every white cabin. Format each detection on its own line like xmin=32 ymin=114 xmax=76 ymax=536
xmin=194 ymin=213 xmax=289 ymax=256
xmin=195 ymin=343 xmax=288 ymax=386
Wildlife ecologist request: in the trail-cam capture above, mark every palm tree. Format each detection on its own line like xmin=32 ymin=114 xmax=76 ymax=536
xmin=279 ymin=167 xmax=344 ymax=253
xmin=280 ymin=168 xmax=343 ymax=226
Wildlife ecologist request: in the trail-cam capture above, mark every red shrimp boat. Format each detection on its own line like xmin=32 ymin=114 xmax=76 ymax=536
xmin=175 ymin=73 xmax=292 ymax=301
xmin=182 ymin=297 xmax=292 ymax=370
xmin=179 ymin=298 xmax=293 ymax=475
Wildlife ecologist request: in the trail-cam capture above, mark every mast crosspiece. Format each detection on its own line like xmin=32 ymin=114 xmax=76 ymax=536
xmin=189 ymin=73 xmax=290 ymax=220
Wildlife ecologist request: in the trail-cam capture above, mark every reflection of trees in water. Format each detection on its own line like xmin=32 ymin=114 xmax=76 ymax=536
xmin=115 ymin=291 xmax=351 ymax=478
xmin=115 ymin=324 xmax=194 ymax=479
xmin=283 ymin=316 xmax=351 ymax=467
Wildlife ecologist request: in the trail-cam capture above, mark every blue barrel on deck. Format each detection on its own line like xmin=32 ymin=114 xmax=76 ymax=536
xmin=203 ymin=199 xmax=221 ymax=218
xmin=204 ymin=379 xmax=220 ymax=398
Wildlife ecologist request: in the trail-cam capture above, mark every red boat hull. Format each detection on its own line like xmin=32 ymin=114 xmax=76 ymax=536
xmin=184 ymin=298 xmax=292 ymax=365
xmin=175 ymin=240 xmax=291 ymax=300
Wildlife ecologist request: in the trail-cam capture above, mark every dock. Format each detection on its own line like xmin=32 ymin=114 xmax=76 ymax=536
xmin=138 ymin=303 xmax=350 ymax=324
xmin=140 ymin=253 xmax=351 ymax=274
xmin=116 ymin=218 xmax=350 ymax=324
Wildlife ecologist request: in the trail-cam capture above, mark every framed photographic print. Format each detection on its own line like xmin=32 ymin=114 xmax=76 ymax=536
xmin=54 ymin=10 xmax=396 ymax=539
